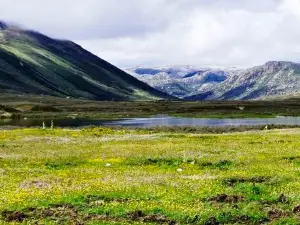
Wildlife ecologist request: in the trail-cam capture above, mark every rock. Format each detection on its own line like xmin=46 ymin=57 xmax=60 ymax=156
xmin=0 ymin=111 xmax=12 ymax=119
xmin=127 ymin=61 xmax=300 ymax=100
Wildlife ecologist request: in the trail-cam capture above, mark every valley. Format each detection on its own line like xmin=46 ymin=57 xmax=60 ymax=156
xmin=1 ymin=15 xmax=300 ymax=225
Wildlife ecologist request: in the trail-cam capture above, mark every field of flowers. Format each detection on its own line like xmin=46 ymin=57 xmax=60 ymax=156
xmin=0 ymin=127 xmax=300 ymax=224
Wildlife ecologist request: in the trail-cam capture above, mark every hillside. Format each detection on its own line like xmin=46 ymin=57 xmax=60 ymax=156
xmin=0 ymin=21 xmax=170 ymax=101
xmin=127 ymin=61 xmax=300 ymax=100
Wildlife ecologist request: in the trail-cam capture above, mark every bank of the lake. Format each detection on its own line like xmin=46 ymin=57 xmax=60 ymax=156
xmin=3 ymin=116 xmax=300 ymax=129
xmin=3 ymin=94 xmax=300 ymax=120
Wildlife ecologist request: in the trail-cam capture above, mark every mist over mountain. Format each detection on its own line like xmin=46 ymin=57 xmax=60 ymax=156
xmin=0 ymin=21 xmax=170 ymax=101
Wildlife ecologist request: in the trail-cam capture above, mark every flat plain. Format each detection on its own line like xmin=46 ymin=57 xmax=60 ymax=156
xmin=3 ymin=94 xmax=300 ymax=119
xmin=0 ymin=127 xmax=300 ymax=224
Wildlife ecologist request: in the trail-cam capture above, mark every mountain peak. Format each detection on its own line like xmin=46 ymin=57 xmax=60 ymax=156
xmin=129 ymin=62 xmax=300 ymax=100
xmin=0 ymin=21 xmax=8 ymax=30
xmin=264 ymin=61 xmax=296 ymax=68
xmin=0 ymin=22 xmax=171 ymax=100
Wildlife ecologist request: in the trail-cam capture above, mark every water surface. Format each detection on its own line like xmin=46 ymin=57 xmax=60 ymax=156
xmin=2 ymin=115 xmax=300 ymax=127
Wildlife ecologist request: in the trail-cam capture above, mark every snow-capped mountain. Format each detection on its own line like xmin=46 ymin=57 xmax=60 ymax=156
xmin=125 ymin=61 xmax=300 ymax=100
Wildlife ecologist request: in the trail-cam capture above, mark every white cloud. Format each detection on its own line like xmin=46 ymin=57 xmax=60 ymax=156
xmin=1 ymin=0 xmax=300 ymax=68
xmin=280 ymin=0 xmax=300 ymax=17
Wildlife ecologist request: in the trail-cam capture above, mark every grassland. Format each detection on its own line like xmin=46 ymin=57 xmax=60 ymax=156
xmin=2 ymin=94 xmax=300 ymax=120
xmin=0 ymin=127 xmax=300 ymax=224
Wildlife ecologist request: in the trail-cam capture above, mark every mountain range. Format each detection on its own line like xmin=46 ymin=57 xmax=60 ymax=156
xmin=126 ymin=61 xmax=300 ymax=100
xmin=0 ymin=21 xmax=170 ymax=101
xmin=2 ymin=20 xmax=300 ymax=102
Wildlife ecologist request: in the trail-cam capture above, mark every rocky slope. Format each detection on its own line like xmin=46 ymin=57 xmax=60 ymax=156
xmin=126 ymin=61 xmax=300 ymax=100
xmin=0 ymin=21 xmax=170 ymax=101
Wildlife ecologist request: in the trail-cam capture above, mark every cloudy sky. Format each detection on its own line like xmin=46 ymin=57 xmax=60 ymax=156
xmin=1 ymin=0 xmax=300 ymax=68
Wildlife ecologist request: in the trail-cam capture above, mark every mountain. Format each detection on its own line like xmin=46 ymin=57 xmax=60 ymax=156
xmin=126 ymin=61 xmax=300 ymax=100
xmin=0 ymin=21 xmax=171 ymax=101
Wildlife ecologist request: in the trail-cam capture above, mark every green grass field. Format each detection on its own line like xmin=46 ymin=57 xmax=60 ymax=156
xmin=0 ymin=127 xmax=300 ymax=224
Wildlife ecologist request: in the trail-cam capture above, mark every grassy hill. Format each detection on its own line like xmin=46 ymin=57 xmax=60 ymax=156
xmin=0 ymin=22 xmax=170 ymax=101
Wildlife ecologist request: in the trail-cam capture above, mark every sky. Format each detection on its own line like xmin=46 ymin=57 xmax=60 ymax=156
xmin=1 ymin=0 xmax=300 ymax=68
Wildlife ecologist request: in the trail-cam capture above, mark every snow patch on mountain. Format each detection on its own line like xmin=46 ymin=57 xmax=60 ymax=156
xmin=125 ymin=61 xmax=300 ymax=100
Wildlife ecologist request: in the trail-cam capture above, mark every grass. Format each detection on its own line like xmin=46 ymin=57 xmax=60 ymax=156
xmin=2 ymin=94 xmax=300 ymax=120
xmin=0 ymin=30 xmax=170 ymax=101
xmin=0 ymin=127 xmax=300 ymax=224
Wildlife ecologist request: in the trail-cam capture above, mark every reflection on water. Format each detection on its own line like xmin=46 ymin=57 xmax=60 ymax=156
xmin=106 ymin=116 xmax=300 ymax=127
xmin=2 ymin=115 xmax=300 ymax=127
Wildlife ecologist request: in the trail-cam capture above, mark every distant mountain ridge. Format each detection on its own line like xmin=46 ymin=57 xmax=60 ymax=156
xmin=0 ymin=21 xmax=171 ymax=101
xmin=126 ymin=61 xmax=300 ymax=100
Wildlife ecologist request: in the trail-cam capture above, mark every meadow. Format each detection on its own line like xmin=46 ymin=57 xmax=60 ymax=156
xmin=3 ymin=94 xmax=300 ymax=119
xmin=0 ymin=127 xmax=300 ymax=224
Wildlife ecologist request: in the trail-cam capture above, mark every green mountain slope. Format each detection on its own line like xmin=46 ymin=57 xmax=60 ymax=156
xmin=0 ymin=22 xmax=170 ymax=100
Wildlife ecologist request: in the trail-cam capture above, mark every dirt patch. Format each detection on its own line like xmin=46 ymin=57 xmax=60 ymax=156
xmin=236 ymin=215 xmax=254 ymax=223
xmin=293 ymin=205 xmax=300 ymax=214
xmin=204 ymin=215 xmax=257 ymax=225
xmin=283 ymin=156 xmax=300 ymax=165
xmin=86 ymin=211 xmax=177 ymax=224
xmin=255 ymin=205 xmax=300 ymax=222
xmin=1 ymin=204 xmax=177 ymax=224
xmin=34 ymin=204 xmax=78 ymax=218
xmin=267 ymin=208 xmax=291 ymax=220
xmin=260 ymin=194 xmax=290 ymax=205
xmin=222 ymin=176 xmax=270 ymax=186
xmin=128 ymin=158 xmax=186 ymax=166
xmin=19 ymin=180 xmax=51 ymax=189
xmin=128 ymin=210 xmax=177 ymax=224
xmin=248 ymin=141 xmax=264 ymax=145
xmin=127 ymin=210 xmax=145 ymax=220
xmin=204 ymin=217 xmax=220 ymax=225
xmin=45 ymin=161 xmax=85 ymax=170
xmin=283 ymin=156 xmax=300 ymax=161
xmin=209 ymin=194 xmax=245 ymax=203
xmin=127 ymin=158 xmax=234 ymax=170
xmin=1 ymin=210 xmax=28 ymax=222
xmin=1 ymin=204 xmax=79 ymax=223
xmin=199 ymin=160 xmax=234 ymax=170
xmin=278 ymin=194 xmax=289 ymax=203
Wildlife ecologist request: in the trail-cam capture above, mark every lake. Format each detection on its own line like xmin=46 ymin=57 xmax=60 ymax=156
xmin=2 ymin=115 xmax=300 ymax=127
